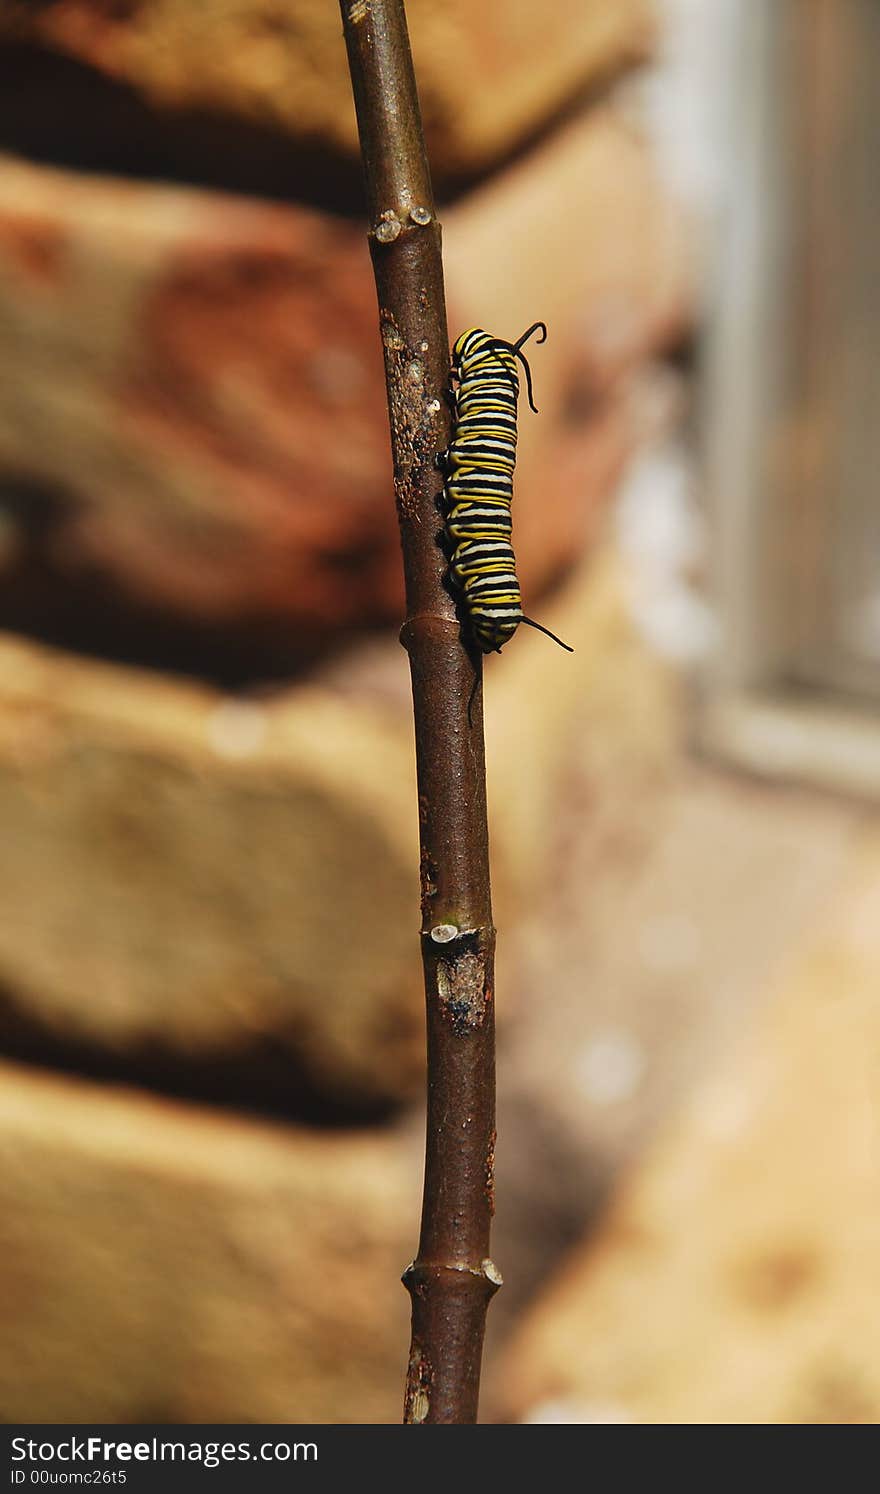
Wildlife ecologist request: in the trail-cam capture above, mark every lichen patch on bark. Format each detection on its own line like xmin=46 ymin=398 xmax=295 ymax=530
xmin=403 ymin=1340 xmax=432 ymax=1425
xmin=379 ymin=309 xmax=438 ymax=521
xmin=436 ymin=951 xmax=488 ymax=1032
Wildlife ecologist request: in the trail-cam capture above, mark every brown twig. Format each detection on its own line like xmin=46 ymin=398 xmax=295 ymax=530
xmin=339 ymin=0 xmax=499 ymax=1425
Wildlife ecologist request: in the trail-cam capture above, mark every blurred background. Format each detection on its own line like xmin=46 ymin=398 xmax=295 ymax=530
xmin=0 ymin=0 xmax=877 ymax=1425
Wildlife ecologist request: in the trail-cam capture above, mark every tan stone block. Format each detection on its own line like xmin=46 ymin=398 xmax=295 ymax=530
xmin=0 ymin=0 xmax=655 ymax=180
xmin=0 ymin=545 xmax=677 ymax=1102
xmin=486 ymin=547 xmax=678 ymax=909
xmin=0 ymin=632 xmax=423 ymax=1108
xmin=0 ymin=1060 xmax=415 ymax=1422
xmin=496 ymin=839 xmax=880 ymax=1425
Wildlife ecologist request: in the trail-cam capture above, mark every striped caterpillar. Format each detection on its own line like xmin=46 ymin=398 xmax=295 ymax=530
xmin=441 ymin=323 xmax=573 ymax=655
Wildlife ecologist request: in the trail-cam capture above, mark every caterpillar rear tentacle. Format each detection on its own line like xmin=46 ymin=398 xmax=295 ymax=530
xmin=520 ymin=616 xmax=574 ymax=651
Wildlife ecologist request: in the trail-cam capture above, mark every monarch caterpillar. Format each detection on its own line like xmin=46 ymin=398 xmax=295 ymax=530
xmin=441 ymin=323 xmax=573 ymax=656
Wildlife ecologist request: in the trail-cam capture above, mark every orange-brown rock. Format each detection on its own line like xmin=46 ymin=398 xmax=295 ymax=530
xmin=0 ymin=159 xmax=392 ymax=639
xmin=0 ymin=0 xmax=654 ymax=183
xmin=0 ymin=110 xmax=690 ymax=653
xmin=0 ymin=1059 xmax=416 ymax=1422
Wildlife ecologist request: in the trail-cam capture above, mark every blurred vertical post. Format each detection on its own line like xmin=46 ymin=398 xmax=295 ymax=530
xmin=339 ymin=0 xmax=500 ymax=1424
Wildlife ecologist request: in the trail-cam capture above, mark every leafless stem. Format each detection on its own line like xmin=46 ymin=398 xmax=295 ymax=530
xmin=339 ymin=0 xmax=499 ymax=1426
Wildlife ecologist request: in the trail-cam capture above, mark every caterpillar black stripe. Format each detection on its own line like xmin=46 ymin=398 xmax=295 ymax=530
xmin=441 ymin=323 xmax=573 ymax=655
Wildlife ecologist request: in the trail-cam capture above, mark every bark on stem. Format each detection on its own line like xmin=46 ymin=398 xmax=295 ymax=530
xmin=339 ymin=0 xmax=499 ymax=1426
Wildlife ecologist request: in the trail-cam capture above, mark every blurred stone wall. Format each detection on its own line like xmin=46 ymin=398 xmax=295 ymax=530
xmin=0 ymin=0 xmax=695 ymax=1423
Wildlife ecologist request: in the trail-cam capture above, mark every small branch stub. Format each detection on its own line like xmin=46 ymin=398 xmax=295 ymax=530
xmin=483 ymin=1258 xmax=504 ymax=1288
